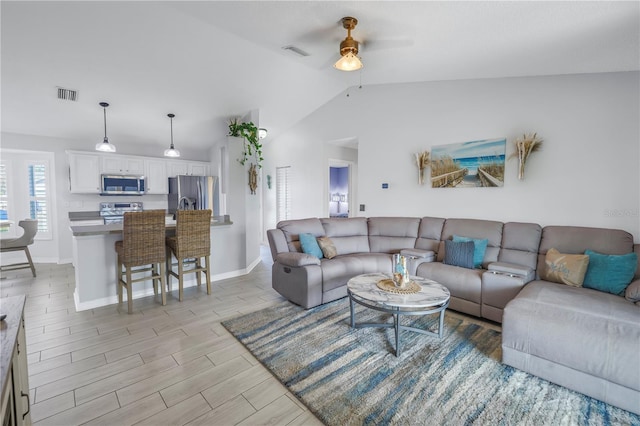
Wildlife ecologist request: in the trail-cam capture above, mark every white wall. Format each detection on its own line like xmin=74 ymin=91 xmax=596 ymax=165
xmin=263 ymin=72 xmax=640 ymax=241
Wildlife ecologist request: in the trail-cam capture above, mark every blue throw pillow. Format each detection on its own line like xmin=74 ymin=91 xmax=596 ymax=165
xmin=443 ymin=240 xmax=474 ymax=269
xmin=299 ymin=233 xmax=323 ymax=259
xmin=583 ymin=250 xmax=638 ymax=295
xmin=452 ymin=235 xmax=489 ymax=269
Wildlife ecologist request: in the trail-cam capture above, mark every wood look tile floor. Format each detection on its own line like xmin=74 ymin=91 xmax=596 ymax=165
xmin=1 ymin=247 xmax=324 ymax=426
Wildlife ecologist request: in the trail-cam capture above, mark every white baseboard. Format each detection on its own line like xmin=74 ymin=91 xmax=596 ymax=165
xmin=73 ymin=258 xmax=263 ymax=312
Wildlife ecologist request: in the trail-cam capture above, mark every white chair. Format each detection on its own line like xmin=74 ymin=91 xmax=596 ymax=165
xmin=0 ymin=219 xmax=38 ymax=277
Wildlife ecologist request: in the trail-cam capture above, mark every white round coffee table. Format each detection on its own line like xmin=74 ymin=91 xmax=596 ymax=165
xmin=347 ymin=272 xmax=450 ymax=356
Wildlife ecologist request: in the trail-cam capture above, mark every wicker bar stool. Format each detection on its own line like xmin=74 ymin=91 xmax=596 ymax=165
xmin=165 ymin=209 xmax=212 ymax=301
xmin=115 ymin=210 xmax=167 ymax=314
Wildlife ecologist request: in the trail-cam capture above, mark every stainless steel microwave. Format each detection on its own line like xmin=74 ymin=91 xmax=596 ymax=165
xmin=100 ymin=174 xmax=146 ymax=195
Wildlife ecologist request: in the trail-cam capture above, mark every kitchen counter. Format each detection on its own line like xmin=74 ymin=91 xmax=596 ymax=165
xmin=0 ymin=295 xmax=26 ymax=410
xmin=70 ymin=215 xmax=233 ymax=236
xmin=70 ymin=215 xmax=237 ymax=311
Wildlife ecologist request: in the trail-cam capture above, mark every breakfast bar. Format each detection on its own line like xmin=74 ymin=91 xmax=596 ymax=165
xmin=70 ymin=215 xmax=236 ymax=311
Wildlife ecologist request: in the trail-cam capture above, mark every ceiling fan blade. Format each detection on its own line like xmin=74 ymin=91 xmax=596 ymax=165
xmin=360 ymin=38 xmax=415 ymax=52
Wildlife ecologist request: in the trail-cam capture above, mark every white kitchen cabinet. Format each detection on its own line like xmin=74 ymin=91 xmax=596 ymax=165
xmin=1 ymin=296 xmax=31 ymax=426
xmin=68 ymin=152 xmax=101 ymax=193
xmin=101 ymin=156 xmax=144 ymax=175
xmin=145 ymin=159 xmax=168 ymax=194
xmin=167 ymin=161 xmax=210 ymax=177
xmin=188 ymin=162 xmax=210 ymax=176
xmin=167 ymin=161 xmax=189 ymax=177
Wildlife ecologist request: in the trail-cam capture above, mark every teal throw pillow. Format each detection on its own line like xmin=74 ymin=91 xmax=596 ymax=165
xmin=443 ymin=240 xmax=474 ymax=269
xmin=452 ymin=235 xmax=489 ymax=268
xmin=299 ymin=233 xmax=323 ymax=259
xmin=583 ymin=250 xmax=638 ymax=295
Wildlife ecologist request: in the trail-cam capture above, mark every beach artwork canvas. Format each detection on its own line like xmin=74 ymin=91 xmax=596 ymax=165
xmin=431 ymin=138 xmax=506 ymax=188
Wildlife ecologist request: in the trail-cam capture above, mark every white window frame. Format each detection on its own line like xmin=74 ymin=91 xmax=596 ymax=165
xmin=276 ymin=166 xmax=291 ymax=223
xmin=27 ymin=160 xmax=52 ymax=239
xmin=0 ymin=151 xmax=54 ymax=240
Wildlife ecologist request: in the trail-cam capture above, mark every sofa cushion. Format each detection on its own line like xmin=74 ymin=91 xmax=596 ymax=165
xmin=443 ymin=240 xmax=474 ymax=269
xmin=583 ymin=250 xmax=638 ymax=295
xmin=367 ymin=217 xmax=420 ymax=253
xmin=498 ymin=222 xmax=542 ymax=270
xmin=278 ymin=218 xmax=325 ymax=252
xmin=320 ymin=218 xmax=370 ymax=255
xmin=453 ymin=235 xmax=488 ymax=268
xmin=321 ymin=253 xmax=392 ymax=292
xmin=437 ymin=219 xmax=503 ymax=267
xmin=416 ymin=261 xmax=483 ymax=304
xmin=537 ymin=226 xmax=634 ymax=277
xmin=299 ymin=233 xmax=323 ymax=258
xmin=539 ymin=248 xmax=589 ymax=287
xmin=317 ymin=237 xmax=337 ymax=259
xmin=415 ymin=217 xmax=446 ymax=252
xmin=502 ymin=281 xmax=640 ymax=392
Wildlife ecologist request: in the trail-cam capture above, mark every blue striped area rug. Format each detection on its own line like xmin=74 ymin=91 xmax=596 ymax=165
xmin=222 ymin=300 xmax=639 ymax=425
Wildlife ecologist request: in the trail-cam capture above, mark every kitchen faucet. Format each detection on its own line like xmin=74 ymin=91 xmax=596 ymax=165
xmin=178 ymin=196 xmax=195 ymax=210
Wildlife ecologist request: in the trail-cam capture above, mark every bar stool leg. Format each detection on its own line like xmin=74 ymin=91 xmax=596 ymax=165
xmin=205 ymin=255 xmax=211 ymax=295
xmin=196 ymin=261 xmax=202 ymax=288
xmin=117 ymin=256 xmax=123 ymax=304
xmin=24 ymin=246 xmax=36 ymax=277
xmin=160 ymin=262 xmax=167 ymax=306
xmin=126 ymin=266 xmax=133 ymax=314
xmin=178 ymin=258 xmax=184 ymax=302
xmin=165 ymin=247 xmax=172 ymax=294
xmin=152 ymin=263 xmax=158 ymax=295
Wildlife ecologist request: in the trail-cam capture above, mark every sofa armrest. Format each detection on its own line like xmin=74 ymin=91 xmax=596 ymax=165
xmin=276 ymin=252 xmax=321 ymax=267
xmin=267 ymin=228 xmax=289 ymax=261
xmin=487 ymin=262 xmax=535 ymax=282
xmin=401 ymin=248 xmax=435 ymax=259
xmin=401 ymin=248 xmax=435 ymax=275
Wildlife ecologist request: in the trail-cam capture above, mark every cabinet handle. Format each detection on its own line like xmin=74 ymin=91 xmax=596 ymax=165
xmin=21 ymin=391 xmax=30 ymax=419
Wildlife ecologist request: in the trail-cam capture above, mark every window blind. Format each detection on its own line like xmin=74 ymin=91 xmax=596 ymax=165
xmin=276 ymin=166 xmax=291 ymax=223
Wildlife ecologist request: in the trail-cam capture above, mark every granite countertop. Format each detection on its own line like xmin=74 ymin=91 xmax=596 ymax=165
xmin=0 ymin=295 xmax=26 ymax=402
xmin=68 ymin=211 xmax=101 ymax=220
xmin=70 ymin=215 xmax=233 ymax=236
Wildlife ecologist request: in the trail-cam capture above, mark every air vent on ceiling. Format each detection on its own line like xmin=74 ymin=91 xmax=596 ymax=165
xmin=281 ymin=45 xmax=310 ymax=57
xmin=57 ymin=87 xmax=78 ymax=101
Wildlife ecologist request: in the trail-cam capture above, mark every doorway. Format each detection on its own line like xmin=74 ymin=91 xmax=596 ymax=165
xmin=328 ymin=161 xmax=353 ymax=218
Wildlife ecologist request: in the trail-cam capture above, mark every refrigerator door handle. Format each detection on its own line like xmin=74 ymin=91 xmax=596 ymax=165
xmin=196 ymin=179 xmax=202 ymax=210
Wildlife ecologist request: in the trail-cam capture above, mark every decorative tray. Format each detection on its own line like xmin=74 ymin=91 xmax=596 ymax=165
xmin=376 ymin=279 xmax=421 ymax=294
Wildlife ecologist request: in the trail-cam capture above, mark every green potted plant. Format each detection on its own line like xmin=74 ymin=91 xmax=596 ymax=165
xmin=228 ymin=118 xmax=263 ymax=168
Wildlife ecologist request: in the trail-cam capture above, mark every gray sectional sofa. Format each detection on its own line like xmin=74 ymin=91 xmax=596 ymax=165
xmin=266 ymin=216 xmax=640 ymax=415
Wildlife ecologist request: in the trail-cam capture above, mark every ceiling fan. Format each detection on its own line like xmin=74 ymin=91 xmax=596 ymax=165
xmin=334 ymin=17 xmax=363 ymax=71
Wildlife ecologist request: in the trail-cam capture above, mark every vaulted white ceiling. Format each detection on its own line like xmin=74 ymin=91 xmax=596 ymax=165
xmin=2 ymin=1 xmax=638 ymax=153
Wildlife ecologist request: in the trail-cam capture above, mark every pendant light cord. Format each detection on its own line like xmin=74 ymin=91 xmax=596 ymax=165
xmin=103 ymin=106 xmax=108 ymax=142
xmin=170 ymin=115 xmax=174 ymax=148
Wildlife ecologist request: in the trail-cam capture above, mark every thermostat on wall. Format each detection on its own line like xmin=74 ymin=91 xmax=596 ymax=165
xmin=382 ymin=183 xmax=389 ymax=189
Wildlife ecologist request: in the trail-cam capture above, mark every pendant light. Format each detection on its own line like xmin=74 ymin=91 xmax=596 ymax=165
xmin=95 ymin=102 xmax=116 ymax=152
xmin=163 ymin=113 xmax=180 ymax=157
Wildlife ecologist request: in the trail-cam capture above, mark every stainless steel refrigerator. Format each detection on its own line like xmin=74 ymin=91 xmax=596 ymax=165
xmin=168 ymin=175 xmax=219 ymax=215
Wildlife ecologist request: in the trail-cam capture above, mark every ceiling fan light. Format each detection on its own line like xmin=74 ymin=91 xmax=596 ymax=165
xmin=334 ymin=51 xmax=363 ymax=71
